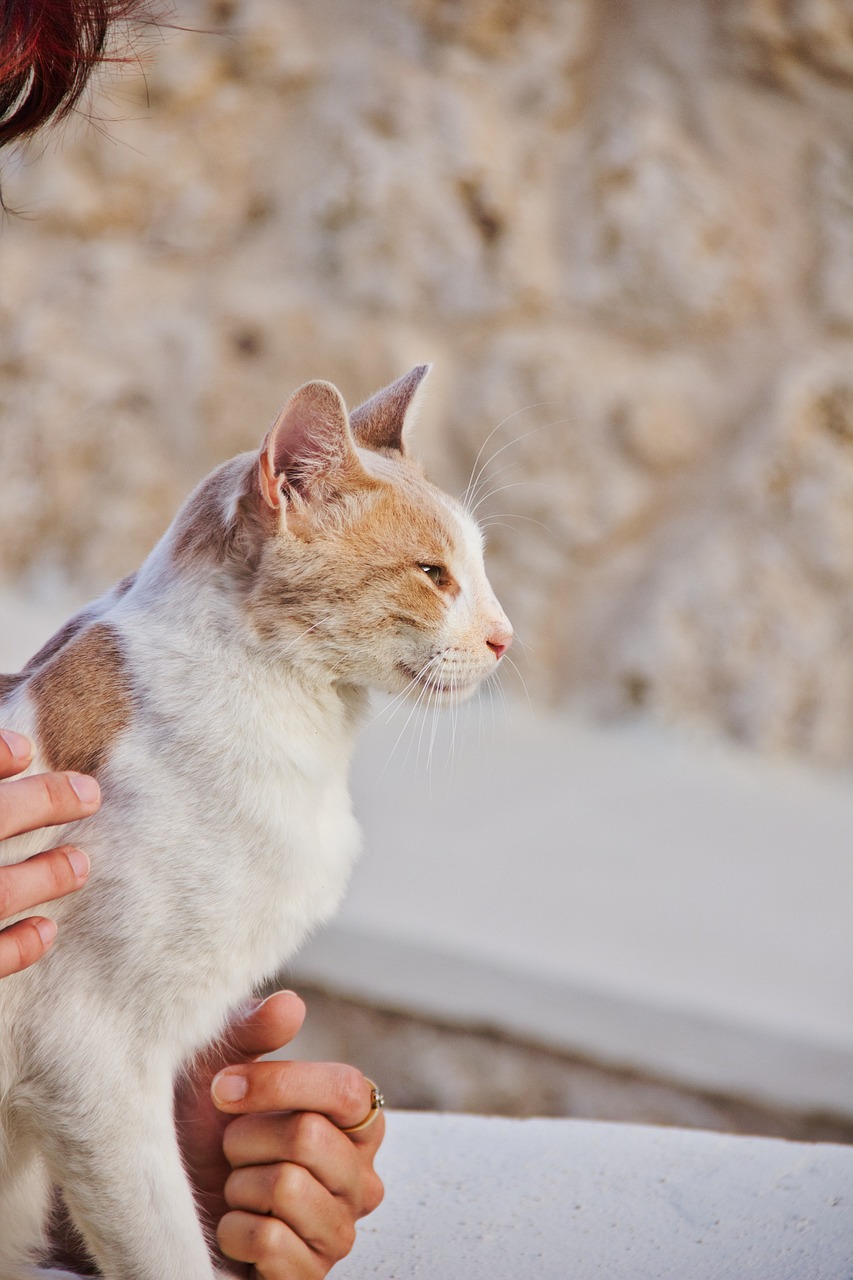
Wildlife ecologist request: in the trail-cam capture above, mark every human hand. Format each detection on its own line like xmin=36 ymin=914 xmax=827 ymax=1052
xmin=0 ymin=728 xmax=98 ymax=977
xmin=175 ymin=990 xmax=385 ymax=1280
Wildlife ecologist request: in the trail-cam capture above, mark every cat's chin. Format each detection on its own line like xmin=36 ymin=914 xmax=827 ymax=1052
xmin=394 ymin=662 xmax=483 ymax=706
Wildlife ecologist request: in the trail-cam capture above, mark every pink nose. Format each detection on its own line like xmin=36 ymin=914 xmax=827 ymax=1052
xmin=486 ymin=628 xmax=513 ymax=661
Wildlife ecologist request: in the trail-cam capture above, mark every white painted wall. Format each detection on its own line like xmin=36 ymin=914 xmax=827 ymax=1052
xmin=295 ymin=700 xmax=853 ymax=1115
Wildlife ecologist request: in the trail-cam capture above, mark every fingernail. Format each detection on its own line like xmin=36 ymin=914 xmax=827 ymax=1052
xmin=68 ymin=774 xmax=100 ymax=805
xmin=212 ymin=1070 xmax=249 ymax=1104
xmin=0 ymin=730 xmax=31 ymax=761
xmin=34 ymin=918 xmax=57 ymax=947
xmin=256 ymin=989 xmax=298 ymax=1007
xmin=65 ymin=848 xmax=90 ymax=880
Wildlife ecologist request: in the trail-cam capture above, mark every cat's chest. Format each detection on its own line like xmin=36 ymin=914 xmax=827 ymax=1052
xmin=100 ymin=654 xmax=363 ymax=970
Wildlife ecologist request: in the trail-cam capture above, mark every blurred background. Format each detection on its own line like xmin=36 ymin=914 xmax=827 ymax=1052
xmin=1 ymin=0 xmax=852 ymax=1140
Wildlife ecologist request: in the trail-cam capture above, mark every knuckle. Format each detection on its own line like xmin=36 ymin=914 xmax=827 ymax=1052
xmin=40 ymin=772 xmax=69 ymax=812
xmin=221 ymin=1117 xmax=245 ymax=1166
xmin=11 ymin=923 xmax=42 ymax=973
xmin=0 ymin=871 xmax=15 ymax=921
xmin=272 ymin=1161 xmax=304 ymax=1209
xmin=252 ymin=1214 xmax=288 ymax=1264
xmin=331 ymin=1217 xmax=357 ymax=1260
xmin=361 ymin=1171 xmax=385 ymax=1216
xmin=42 ymin=847 xmax=76 ymax=898
xmin=0 ymin=785 xmax=20 ymax=838
xmin=292 ymin=1110 xmax=331 ymax=1159
xmin=222 ymin=1167 xmax=245 ymax=1209
xmin=331 ymin=1064 xmax=368 ymax=1118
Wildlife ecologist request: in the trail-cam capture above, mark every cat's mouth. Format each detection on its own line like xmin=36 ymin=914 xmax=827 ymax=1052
xmin=397 ymin=661 xmax=481 ymax=701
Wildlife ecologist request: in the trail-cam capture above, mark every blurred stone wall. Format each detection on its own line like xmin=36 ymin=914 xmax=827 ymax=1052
xmin=2 ymin=0 xmax=853 ymax=762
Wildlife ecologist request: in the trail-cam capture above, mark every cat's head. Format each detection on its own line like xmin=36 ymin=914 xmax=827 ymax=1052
xmin=175 ymin=367 xmax=512 ymax=705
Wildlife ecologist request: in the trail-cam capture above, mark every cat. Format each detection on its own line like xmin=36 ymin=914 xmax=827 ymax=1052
xmin=0 ymin=364 xmax=512 ymax=1279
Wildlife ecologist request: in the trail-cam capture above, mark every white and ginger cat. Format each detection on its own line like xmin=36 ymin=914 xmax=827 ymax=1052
xmin=0 ymin=365 xmax=512 ymax=1279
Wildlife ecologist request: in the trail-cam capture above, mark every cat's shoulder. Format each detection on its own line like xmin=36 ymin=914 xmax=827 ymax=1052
xmin=1 ymin=581 xmax=137 ymax=777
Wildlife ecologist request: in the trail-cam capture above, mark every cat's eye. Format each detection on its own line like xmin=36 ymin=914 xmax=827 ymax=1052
xmin=419 ymin=564 xmax=444 ymax=586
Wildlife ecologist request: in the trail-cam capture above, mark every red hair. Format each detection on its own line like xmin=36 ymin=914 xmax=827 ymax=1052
xmin=0 ymin=0 xmax=154 ymax=149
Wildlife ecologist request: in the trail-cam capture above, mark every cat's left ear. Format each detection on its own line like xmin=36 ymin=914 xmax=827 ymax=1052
xmin=259 ymin=380 xmax=365 ymax=510
xmin=349 ymin=364 xmax=431 ymax=456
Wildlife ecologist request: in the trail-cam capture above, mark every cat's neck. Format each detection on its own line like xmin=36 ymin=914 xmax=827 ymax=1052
xmin=111 ymin=538 xmax=369 ymax=756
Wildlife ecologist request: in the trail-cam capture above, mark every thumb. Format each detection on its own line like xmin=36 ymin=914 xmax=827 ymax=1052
xmin=195 ymin=991 xmax=307 ymax=1082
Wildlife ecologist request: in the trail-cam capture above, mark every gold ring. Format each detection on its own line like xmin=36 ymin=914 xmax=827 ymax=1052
xmin=341 ymin=1079 xmax=385 ymax=1134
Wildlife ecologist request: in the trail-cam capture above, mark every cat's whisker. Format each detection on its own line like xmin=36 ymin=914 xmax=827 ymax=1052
xmin=425 ymin=673 xmax=445 ymax=784
xmin=465 ymin=454 xmax=527 ymax=516
xmin=507 ymin=631 xmax=531 ymax=657
xmin=480 ymin=514 xmax=555 ymax=538
xmin=503 ymin=653 xmax=533 ymax=716
xmin=461 ymin=401 xmax=558 ymax=512
xmin=410 ymin=665 xmax=440 ymax=774
xmin=409 ymin=660 xmax=438 ymax=768
xmin=464 ymin=413 xmax=577 ymax=515
xmin=447 ymin=668 xmax=460 ymax=771
xmin=363 ymin=666 xmax=427 ymax=732
xmin=385 ymin=689 xmax=429 ymax=778
xmin=486 ymin=661 xmax=498 ymax=747
xmin=494 ymin=667 xmax=512 ymax=727
xmin=471 ymin=478 xmax=557 ymax=517
xmin=270 ymin=612 xmax=342 ymax=664
xmin=379 ymin=658 xmax=439 ymax=779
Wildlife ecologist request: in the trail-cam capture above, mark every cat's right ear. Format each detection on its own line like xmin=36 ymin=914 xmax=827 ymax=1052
xmin=259 ymin=381 xmax=364 ymax=511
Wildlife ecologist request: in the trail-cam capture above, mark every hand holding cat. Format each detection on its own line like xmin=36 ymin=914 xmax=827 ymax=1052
xmin=175 ymin=989 xmax=385 ymax=1280
xmin=0 ymin=729 xmax=97 ymax=978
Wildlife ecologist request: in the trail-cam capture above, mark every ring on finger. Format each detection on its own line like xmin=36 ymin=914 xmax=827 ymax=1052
xmin=341 ymin=1079 xmax=385 ymax=1134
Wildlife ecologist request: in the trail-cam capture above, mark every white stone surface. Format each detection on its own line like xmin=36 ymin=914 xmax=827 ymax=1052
xmin=340 ymin=1112 xmax=853 ymax=1280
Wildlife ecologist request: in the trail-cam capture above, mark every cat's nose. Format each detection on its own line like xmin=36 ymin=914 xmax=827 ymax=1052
xmin=486 ymin=626 xmax=513 ymax=661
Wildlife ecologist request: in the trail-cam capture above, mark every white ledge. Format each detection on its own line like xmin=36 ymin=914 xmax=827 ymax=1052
xmin=295 ymin=705 xmax=853 ymax=1117
xmin=339 ymin=1113 xmax=853 ymax=1279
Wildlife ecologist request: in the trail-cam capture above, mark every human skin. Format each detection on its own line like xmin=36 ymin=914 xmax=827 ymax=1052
xmin=0 ymin=729 xmax=384 ymax=1276
xmin=0 ymin=728 xmax=97 ymax=977
xmin=182 ymin=991 xmax=385 ymax=1279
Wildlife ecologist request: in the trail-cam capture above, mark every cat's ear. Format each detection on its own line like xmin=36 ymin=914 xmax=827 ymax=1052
xmin=349 ymin=364 xmax=431 ymax=456
xmin=259 ymin=380 xmax=365 ymax=510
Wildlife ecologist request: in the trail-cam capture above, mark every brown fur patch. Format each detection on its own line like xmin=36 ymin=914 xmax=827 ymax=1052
xmin=22 ymin=610 xmax=95 ymax=675
xmin=171 ymin=455 xmax=272 ymax=577
xmin=30 ymin=623 xmax=133 ymax=777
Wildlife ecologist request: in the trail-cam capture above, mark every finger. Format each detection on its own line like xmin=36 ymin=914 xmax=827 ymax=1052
xmin=224 ymin=990 xmax=307 ymax=1063
xmin=0 ymin=916 xmax=57 ymax=978
xmin=0 ymin=845 xmax=90 ymax=922
xmin=0 ymin=730 xmax=33 ymax=779
xmin=217 ymin=1210 xmax=326 ymax=1280
xmin=0 ymin=771 xmax=101 ymax=840
xmin=188 ymin=991 xmax=307 ymax=1096
xmin=211 ymin=1061 xmax=377 ymax=1132
xmin=224 ymin=1163 xmax=356 ymax=1265
xmin=223 ymin=1110 xmax=384 ymax=1216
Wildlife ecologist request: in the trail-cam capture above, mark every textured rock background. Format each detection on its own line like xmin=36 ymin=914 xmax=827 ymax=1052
xmin=2 ymin=0 xmax=853 ymax=762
